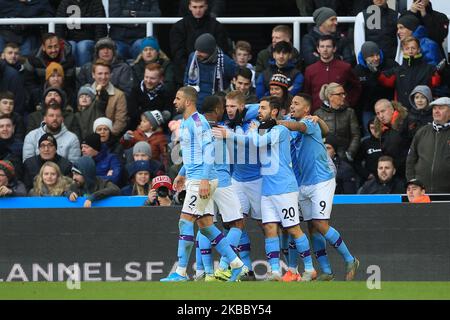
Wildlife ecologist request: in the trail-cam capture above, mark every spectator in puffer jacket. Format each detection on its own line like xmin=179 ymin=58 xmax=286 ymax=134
xmin=407 ymin=85 xmax=433 ymax=139
xmin=77 ymin=37 xmax=133 ymax=96
xmin=81 ymin=133 xmax=122 ymax=186
xmin=55 ymin=0 xmax=107 ymax=67
xmin=67 ymin=155 xmax=120 ymax=207
xmin=108 ymin=0 xmax=161 ymax=61
xmin=314 ymin=83 xmax=360 ymax=162
xmin=358 ymin=155 xmax=405 ymax=194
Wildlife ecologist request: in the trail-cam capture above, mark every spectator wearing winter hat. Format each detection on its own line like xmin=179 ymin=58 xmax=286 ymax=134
xmin=26 ymin=86 xmax=80 ymax=139
xmin=87 ymin=59 xmax=128 ymax=137
xmin=23 ymin=103 xmax=81 ymax=163
xmin=353 ymin=0 xmax=399 ymax=62
xmin=170 ymin=0 xmax=230 ymax=87
xmin=108 ymin=0 xmax=161 ymax=61
xmin=81 ymin=132 xmax=122 ymax=186
xmin=55 ymin=0 xmax=107 ymax=67
xmin=23 ymin=132 xmax=72 ymax=191
xmin=67 ymin=156 xmax=120 ymax=208
xmin=256 ymin=41 xmax=304 ymax=101
xmin=131 ymin=37 xmax=175 ymax=95
xmin=266 ymin=73 xmax=293 ymax=117
xmin=407 ymin=85 xmax=433 ymax=139
xmin=121 ymin=110 xmax=171 ymax=170
xmin=395 ymin=13 xmax=443 ymax=66
xmin=301 ymin=7 xmax=355 ymax=67
xmin=24 ymin=33 xmax=75 ymax=100
xmin=75 ymin=85 xmax=109 ymax=141
xmin=353 ymin=41 xmax=397 ymax=136
xmin=77 ymin=37 xmax=133 ymax=96
xmin=184 ymin=33 xmax=236 ymax=110
xmin=0 ymin=159 xmax=26 ymax=196
xmin=128 ymin=63 xmax=174 ymax=130
xmin=93 ymin=117 xmax=124 ymax=163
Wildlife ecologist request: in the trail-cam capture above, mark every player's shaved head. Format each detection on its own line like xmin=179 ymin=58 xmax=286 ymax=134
xmin=178 ymin=86 xmax=198 ymax=104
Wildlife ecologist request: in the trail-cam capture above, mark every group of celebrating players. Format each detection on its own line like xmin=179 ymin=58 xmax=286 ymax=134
xmin=160 ymin=86 xmax=359 ymax=282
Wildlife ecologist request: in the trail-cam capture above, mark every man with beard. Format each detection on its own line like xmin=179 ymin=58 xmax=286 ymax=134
xmin=23 ymin=104 xmax=80 ymax=163
xmin=358 ymin=155 xmax=405 ymax=194
xmin=23 ymin=133 xmax=72 ymax=190
xmin=67 ymin=156 xmax=120 ymax=208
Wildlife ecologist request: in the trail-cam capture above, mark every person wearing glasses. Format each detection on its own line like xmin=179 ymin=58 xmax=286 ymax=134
xmin=314 ymin=83 xmax=361 ymax=163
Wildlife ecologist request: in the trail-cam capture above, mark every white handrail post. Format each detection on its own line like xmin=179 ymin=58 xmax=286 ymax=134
xmin=48 ymin=21 xmax=55 ymax=33
xmin=146 ymin=21 xmax=153 ymax=37
xmin=293 ymin=21 xmax=300 ymax=51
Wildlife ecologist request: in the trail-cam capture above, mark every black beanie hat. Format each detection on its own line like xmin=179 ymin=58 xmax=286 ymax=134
xmin=38 ymin=133 xmax=58 ymax=149
xmin=398 ymin=14 xmax=420 ymax=32
xmin=81 ymin=133 xmax=102 ymax=152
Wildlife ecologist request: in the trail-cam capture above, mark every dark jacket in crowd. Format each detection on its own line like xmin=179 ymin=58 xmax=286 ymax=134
xmin=406 ymin=122 xmax=450 ymax=193
xmin=406 ymin=86 xmax=433 ymax=139
xmin=301 ymin=27 xmax=355 ymax=67
xmin=131 ymin=54 xmax=176 ymax=96
xmin=128 ymin=83 xmax=173 ymax=130
xmin=0 ymin=0 xmax=54 ymax=45
xmin=332 ymin=154 xmax=358 ymax=194
xmin=403 ymin=2 xmax=449 ymax=58
xmin=9 ymin=112 xmax=25 ymax=141
xmin=379 ymin=54 xmax=441 ymax=110
xmin=1 ymin=178 xmax=27 ymax=197
xmin=55 ymin=0 xmax=107 ymax=42
xmin=412 ymin=25 xmax=444 ymax=67
xmin=93 ymin=144 xmax=122 ymax=186
xmin=169 ymin=11 xmax=230 ymax=85
xmin=373 ymin=102 xmax=410 ymax=177
xmin=77 ymin=56 xmax=133 ymax=96
xmin=304 ymin=58 xmax=362 ymax=113
xmin=353 ymin=126 xmax=382 ymax=181
xmin=358 ymin=175 xmax=405 ymax=194
xmin=24 ymin=39 xmax=76 ymax=93
xmin=23 ymin=154 xmax=72 ymax=190
xmin=109 ymin=0 xmax=161 ymax=43
xmin=0 ymin=137 xmax=23 ymax=180
xmin=178 ymin=0 xmax=225 ymax=17
xmin=0 ymin=60 xmax=25 ymax=115
xmin=361 ymin=4 xmax=398 ymax=60
xmin=256 ymin=59 xmax=304 ymax=99
xmin=66 ymin=156 xmax=120 ymax=201
xmin=354 ymin=50 xmax=397 ymax=113
xmin=314 ymin=102 xmax=361 ymax=159
xmin=75 ymin=89 xmax=108 ymax=141
xmin=255 ymin=44 xmax=302 ymax=78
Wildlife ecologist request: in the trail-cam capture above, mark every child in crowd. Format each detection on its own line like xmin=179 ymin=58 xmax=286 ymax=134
xmin=232 ymin=41 xmax=255 ymax=86
xmin=120 ymin=110 xmax=171 ymax=170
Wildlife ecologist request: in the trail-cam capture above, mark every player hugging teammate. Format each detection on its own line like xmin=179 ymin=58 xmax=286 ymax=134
xmin=161 ymin=88 xmax=359 ymax=282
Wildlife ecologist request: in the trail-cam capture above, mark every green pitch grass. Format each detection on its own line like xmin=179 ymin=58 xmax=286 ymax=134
xmin=0 ymin=282 xmax=449 ymax=300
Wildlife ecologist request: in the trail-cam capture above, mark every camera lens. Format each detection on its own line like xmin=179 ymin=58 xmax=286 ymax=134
xmin=157 ymin=187 xmax=169 ymax=198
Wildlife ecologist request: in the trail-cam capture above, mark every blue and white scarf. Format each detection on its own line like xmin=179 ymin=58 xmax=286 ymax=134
xmin=187 ymin=47 xmax=224 ymax=94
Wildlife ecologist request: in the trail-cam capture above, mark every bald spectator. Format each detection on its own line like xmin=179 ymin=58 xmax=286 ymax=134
xmin=406 ymin=97 xmax=450 ymax=193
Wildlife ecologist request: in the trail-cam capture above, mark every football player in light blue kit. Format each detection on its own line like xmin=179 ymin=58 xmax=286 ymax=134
xmin=213 ymin=90 xmax=261 ymax=281
xmin=192 ymin=96 xmax=245 ymax=282
xmin=160 ymin=86 xmax=247 ymax=282
xmin=279 ymin=93 xmax=359 ymax=281
xmin=248 ymin=96 xmax=316 ymax=281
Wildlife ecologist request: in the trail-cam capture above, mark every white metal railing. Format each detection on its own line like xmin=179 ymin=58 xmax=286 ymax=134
xmin=0 ymin=16 xmax=358 ymax=51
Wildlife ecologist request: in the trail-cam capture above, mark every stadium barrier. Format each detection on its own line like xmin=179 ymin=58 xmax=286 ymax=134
xmin=1 ymin=203 xmax=449 ymax=282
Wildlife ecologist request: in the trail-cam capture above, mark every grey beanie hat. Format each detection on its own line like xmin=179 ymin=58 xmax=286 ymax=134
xmin=143 ymin=110 xmax=171 ymax=130
xmin=361 ymin=41 xmax=380 ymax=59
xmin=409 ymin=85 xmax=433 ymax=109
xmin=78 ymin=85 xmax=96 ymax=100
xmin=95 ymin=37 xmax=117 ymax=57
xmin=313 ymin=7 xmax=337 ymax=27
xmin=133 ymin=141 xmax=152 ymax=157
xmin=194 ymin=33 xmax=217 ymax=55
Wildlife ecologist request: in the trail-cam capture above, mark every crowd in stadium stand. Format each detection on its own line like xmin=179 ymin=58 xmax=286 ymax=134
xmin=0 ymin=0 xmax=449 ymax=205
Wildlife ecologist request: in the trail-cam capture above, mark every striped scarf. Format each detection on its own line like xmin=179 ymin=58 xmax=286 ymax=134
xmin=187 ymin=47 xmax=224 ymax=94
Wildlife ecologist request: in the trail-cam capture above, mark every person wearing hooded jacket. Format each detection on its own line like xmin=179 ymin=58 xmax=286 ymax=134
xmin=66 ymin=156 xmax=120 ymax=208
xmin=353 ymin=42 xmax=397 ymax=136
xmin=23 ymin=104 xmax=81 ymax=163
xmin=407 ymin=85 xmax=433 ymax=139
xmin=77 ymin=37 xmax=133 ymax=96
